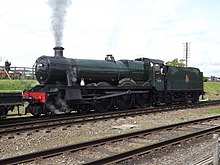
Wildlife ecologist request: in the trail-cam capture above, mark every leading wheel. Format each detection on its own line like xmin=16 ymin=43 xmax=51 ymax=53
xmin=26 ymin=103 xmax=43 ymax=117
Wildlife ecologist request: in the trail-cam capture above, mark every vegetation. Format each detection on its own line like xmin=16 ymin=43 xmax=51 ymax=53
xmin=0 ymin=80 xmax=37 ymax=91
xmin=203 ymin=77 xmax=208 ymax=82
xmin=204 ymin=82 xmax=220 ymax=94
xmin=0 ymin=75 xmax=35 ymax=80
xmin=166 ymin=59 xmax=208 ymax=83
xmin=202 ymin=107 xmax=220 ymax=115
xmin=0 ymin=79 xmax=219 ymax=92
xmin=203 ymin=82 xmax=220 ymax=100
xmin=166 ymin=58 xmax=185 ymax=67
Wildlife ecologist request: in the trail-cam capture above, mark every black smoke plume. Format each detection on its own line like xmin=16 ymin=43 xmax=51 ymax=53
xmin=48 ymin=0 xmax=72 ymax=46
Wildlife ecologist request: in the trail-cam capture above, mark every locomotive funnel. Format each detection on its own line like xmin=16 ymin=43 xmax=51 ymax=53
xmin=53 ymin=46 xmax=64 ymax=57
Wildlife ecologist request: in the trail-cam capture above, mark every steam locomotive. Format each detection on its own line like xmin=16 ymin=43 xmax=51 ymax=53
xmin=23 ymin=47 xmax=204 ymax=116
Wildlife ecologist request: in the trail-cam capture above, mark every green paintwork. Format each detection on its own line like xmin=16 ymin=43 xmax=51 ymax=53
xmin=75 ymin=57 xmax=203 ymax=92
xmin=119 ymin=60 xmax=147 ymax=81
xmin=166 ymin=66 xmax=203 ymax=90
xmin=76 ymin=59 xmax=124 ymax=84
xmin=75 ymin=58 xmax=149 ymax=85
xmin=153 ymin=64 xmax=164 ymax=90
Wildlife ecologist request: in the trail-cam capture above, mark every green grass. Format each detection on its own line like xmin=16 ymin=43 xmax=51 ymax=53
xmin=179 ymin=113 xmax=193 ymax=120
xmin=0 ymin=80 xmax=37 ymax=117
xmin=203 ymin=107 xmax=220 ymax=115
xmin=0 ymin=79 xmax=37 ymax=91
xmin=0 ymin=80 xmax=219 ymax=93
xmin=203 ymin=82 xmax=220 ymax=100
xmin=204 ymin=82 xmax=220 ymax=94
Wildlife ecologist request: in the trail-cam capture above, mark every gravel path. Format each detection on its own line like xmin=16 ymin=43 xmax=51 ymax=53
xmin=1 ymin=105 xmax=220 ymax=164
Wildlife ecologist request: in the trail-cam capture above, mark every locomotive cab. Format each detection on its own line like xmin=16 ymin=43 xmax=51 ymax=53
xmin=135 ymin=58 xmax=165 ymax=89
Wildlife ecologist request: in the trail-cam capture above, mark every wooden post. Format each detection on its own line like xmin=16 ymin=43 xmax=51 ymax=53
xmin=213 ymin=134 xmax=219 ymax=165
xmin=3 ymin=68 xmax=11 ymax=80
xmin=32 ymin=67 xmax=35 ymax=79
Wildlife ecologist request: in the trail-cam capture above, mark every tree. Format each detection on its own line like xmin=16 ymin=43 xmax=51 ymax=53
xmin=203 ymin=76 xmax=208 ymax=82
xmin=166 ymin=58 xmax=185 ymax=67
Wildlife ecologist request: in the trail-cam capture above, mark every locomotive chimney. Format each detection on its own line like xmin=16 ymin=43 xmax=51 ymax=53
xmin=53 ymin=46 xmax=64 ymax=57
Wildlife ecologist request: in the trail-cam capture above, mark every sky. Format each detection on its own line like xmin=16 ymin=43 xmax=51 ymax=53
xmin=0 ymin=0 xmax=220 ymax=76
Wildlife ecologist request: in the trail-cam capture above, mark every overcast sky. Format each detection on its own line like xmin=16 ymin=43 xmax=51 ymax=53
xmin=0 ymin=0 xmax=220 ymax=76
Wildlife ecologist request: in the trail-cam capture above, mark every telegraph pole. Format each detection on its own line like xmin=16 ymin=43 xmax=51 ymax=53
xmin=183 ymin=42 xmax=190 ymax=67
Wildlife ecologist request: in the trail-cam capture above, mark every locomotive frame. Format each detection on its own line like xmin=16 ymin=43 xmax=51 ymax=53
xmin=23 ymin=47 xmax=204 ymax=116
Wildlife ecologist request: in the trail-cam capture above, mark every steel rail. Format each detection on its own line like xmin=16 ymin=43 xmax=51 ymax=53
xmin=0 ymin=105 xmax=185 ymax=135
xmin=1 ymin=99 xmax=218 ymax=125
xmin=1 ymin=114 xmax=220 ymax=164
xmin=1 ymin=100 xmax=220 ymax=136
xmin=1 ymin=99 xmax=219 ymax=126
xmin=84 ymin=125 xmax=220 ymax=164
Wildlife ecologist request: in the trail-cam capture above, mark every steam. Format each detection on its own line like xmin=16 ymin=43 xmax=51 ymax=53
xmin=48 ymin=0 xmax=72 ymax=46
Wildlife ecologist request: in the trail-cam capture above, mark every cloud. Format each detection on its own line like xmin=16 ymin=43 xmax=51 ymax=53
xmin=0 ymin=0 xmax=219 ymax=77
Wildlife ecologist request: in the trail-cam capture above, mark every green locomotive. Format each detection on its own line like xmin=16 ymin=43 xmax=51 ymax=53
xmin=24 ymin=47 xmax=204 ymax=116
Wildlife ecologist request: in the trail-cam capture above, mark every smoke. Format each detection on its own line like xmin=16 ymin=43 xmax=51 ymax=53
xmin=48 ymin=0 xmax=72 ymax=46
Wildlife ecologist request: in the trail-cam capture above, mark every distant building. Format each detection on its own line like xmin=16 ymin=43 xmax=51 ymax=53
xmin=208 ymin=76 xmax=220 ymax=82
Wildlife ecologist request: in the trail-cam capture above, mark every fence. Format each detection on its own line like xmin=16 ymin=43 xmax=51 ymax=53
xmin=0 ymin=66 xmax=35 ymax=79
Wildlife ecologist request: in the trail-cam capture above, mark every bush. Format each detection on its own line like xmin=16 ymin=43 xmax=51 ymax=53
xmin=203 ymin=77 xmax=208 ymax=82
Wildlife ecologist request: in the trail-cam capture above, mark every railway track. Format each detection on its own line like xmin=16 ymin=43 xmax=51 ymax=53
xmin=1 ymin=114 xmax=220 ymax=164
xmin=1 ymin=100 xmax=220 ymax=137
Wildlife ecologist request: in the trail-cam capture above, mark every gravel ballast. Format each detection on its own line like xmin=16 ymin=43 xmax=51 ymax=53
xmin=1 ymin=105 xmax=220 ymax=164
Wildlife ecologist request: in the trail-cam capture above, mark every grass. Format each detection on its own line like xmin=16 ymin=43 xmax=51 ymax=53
xmin=202 ymin=107 xmax=220 ymax=115
xmin=0 ymin=80 xmax=37 ymax=116
xmin=179 ymin=113 xmax=193 ymax=120
xmin=204 ymin=82 xmax=220 ymax=100
xmin=204 ymin=82 xmax=220 ymax=94
xmin=177 ymin=107 xmax=220 ymax=122
xmin=0 ymin=79 xmax=37 ymax=91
